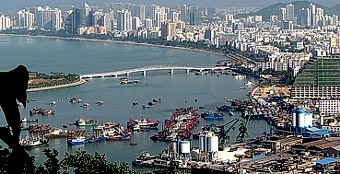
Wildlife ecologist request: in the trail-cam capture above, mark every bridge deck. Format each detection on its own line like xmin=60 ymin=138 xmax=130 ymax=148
xmin=80 ymin=65 xmax=231 ymax=79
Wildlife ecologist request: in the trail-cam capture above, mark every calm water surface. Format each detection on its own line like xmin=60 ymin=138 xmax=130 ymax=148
xmin=0 ymin=36 xmax=268 ymax=168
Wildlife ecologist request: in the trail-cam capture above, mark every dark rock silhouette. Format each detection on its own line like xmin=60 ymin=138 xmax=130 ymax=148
xmin=0 ymin=65 xmax=34 ymax=173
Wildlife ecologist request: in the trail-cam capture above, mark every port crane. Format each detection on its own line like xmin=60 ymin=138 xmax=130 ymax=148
xmin=236 ymin=113 xmax=251 ymax=142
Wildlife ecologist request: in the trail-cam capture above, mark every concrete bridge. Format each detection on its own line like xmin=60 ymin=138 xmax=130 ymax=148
xmin=80 ymin=65 xmax=231 ymax=79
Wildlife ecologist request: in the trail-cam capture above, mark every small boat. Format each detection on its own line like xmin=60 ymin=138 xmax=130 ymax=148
xmin=229 ymin=111 xmax=234 ymax=116
xmin=74 ymin=118 xmax=97 ymax=126
xmin=21 ymin=118 xmax=38 ymax=123
xmin=132 ymin=101 xmax=138 ymax=106
xmin=244 ymin=81 xmax=254 ymax=86
xmin=69 ymin=97 xmax=82 ymax=103
xmin=216 ymin=104 xmax=234 ymax=112
xmin=81 ymin=103 xmax=91 ymax=108
xmin=233 ymin=74 xmax=246 ymax=79
xmin=95 ymin=101 xmax=104 ymax=106
xmin=201 ymin=112 xmax=225 ymax=120
xmin=46 ymin=101 xmax=56 ymax=106
xmin=142 ymin=105 xmax=150 ymax=109
xmin=130 ymin=142 xmax=138 ymax=146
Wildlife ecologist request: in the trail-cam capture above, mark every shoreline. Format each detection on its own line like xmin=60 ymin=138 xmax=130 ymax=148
xmin=27 ymin=79 xmax=86 ymax=93
xmin=0 ymin=33 xmax=224 ymax=57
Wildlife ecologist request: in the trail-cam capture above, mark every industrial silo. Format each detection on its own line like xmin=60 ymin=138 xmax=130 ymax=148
xmin=179 ymin=141 xmax=191 ymax=154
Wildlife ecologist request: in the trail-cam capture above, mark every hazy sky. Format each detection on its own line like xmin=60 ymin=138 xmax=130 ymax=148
xmin=0 ymin=0 xmax=339 ymax=10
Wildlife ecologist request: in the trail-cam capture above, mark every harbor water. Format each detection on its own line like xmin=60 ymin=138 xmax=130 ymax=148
xmin=0 ymin=36 xmax=268 ymax=168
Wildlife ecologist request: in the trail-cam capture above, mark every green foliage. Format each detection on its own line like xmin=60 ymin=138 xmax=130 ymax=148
xmin=0 ymin=148 xmax=146 ymax=174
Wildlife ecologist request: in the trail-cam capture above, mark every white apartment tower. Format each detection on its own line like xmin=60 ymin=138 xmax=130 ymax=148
xmin=131 ymin=4 xmax=145 ymax=21
xmin=117 ymin=10 xmax=132 ymax=31
xmin=17 ymin=9 xmax=34 ymax=28
xmin=310 ymin=3 xmax=316 ymax=27
xmin=0 ymin=15 xmax=11 ymax=30
xmin=51 ymin=10 xmax=62 ymax=30
xmin=132 ymin=16 xmax=141 ymax=30
xmin=144 ymin=18 xmax=152 ymax=29
xmin=286 ymin=4 xmax=294 ymax=21
xmin=281 ymin=8 xmax=287 ymax=21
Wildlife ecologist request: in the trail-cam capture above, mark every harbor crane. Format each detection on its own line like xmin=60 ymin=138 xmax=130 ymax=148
xmin=236 ymin=113 xmax=251 ymax=142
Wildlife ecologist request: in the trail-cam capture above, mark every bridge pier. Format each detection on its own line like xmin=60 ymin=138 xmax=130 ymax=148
xmin=143 ymin=70 xmax=147 ymax=76
xmin=186 ymin=69 xmax=190 ymax=73
xmin=126 ymin=73 xmax=129 ymax=77
xmin=113 ymin=74 xmax=117 ymax=78
xmin=199 ymin=69 xmax=203 ymax=73
xmin=170 ymin=69 xmax=174 ymax=75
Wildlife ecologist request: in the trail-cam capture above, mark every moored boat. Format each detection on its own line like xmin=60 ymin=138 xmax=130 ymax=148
xmin=74 ymin=118 xmax=97 ymax=126
xmin=216 ymin=104 xmax=234 ymax=112
xmin=201 ymin=112 xmax=225 ymax=120
xmin=127 ymin=116 xmax=159 ymax=131
xmin=20 ymin=134 xmax=49 ymax=149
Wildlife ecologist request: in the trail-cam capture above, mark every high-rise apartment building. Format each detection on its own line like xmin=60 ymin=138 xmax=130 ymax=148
xmin=0 ymin=15 xmax=11 ymax=30
xmin=161 ymin=21 xmax=176 ymax=38
xmin=291 ymin=55 xmax=340 ymax=99
xmin=17 ymin=9 xmax=35 ymax=28
xmin=286 ymin=4 xmax=294 ymax=21
xmin=117 ymin=10 xmax=132 ymax=31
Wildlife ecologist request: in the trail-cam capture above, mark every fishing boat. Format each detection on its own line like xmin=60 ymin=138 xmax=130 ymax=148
xmin=69 ymin=97 xmax=82 ymax=103
xmin=21 ymin=117 xmax=38 ymax=123
xmin=95 ymin=100 xmax=104 ymax=106
xmin=45 ymin=128 xmax=68 ymax=138
xmin=233 ymin=74 xmax=246 ymax=79
xmin=99 ymin=122 xmax=131 ymax=141
xmin=74 ymin=118 xmax=97 ymax=126
xmin=201 ymin=112 xmax=225 ymax=120
xmin=81 ymin=103 xmax=91 ymax=108
xmin=216 ymin=104 xmax=234 ymax=112
xmin=67 ymin=136 xmax=88 ymax=145
xmin=19 ymin=134 xmax=49 ymax=149
xmin=244 ymin=81 xmax=254 ymax=86
xmin=229 ymin=111 xmax=234 ymax=116
xmin=127 ymin=116 xmax=159 ymax=131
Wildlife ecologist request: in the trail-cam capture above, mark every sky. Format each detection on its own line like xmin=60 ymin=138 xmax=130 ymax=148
xmin=0 ymin=0 xmax=339 ymax=10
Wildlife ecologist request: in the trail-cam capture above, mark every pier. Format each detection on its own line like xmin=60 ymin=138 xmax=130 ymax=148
xmin=80 ymin=65 xmax=231 ymax=79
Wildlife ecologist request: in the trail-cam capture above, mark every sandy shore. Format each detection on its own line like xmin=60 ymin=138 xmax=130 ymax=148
xmin=0 ymin=33 xmax=224 ymax=56
xmin=27 ymin=79 xmax=86 ymax=93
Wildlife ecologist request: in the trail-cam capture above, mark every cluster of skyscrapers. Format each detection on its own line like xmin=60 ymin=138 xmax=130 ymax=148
xmin=279 ymin=3 xmax=338 ymax=30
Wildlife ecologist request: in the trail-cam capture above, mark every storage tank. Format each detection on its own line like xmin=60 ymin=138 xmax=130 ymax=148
xmin=206 ymin=136 xmax=212 ymax=152
xmin=304 ymin=113 xmax=313 ymax=128
xmin=292 ymin=109 xmax=296 ymax=127
xmin=210 ymin=136 xmax=219 ymax=152
xmin=171 ymin=140 xmax=178 ymax=153
xmin=206 ymin=135 xmax=219 ymax=153
xmin=297 ymin=109 xmax=305 ymax=128
xmin=179 ymin=141 xmax=191 ymax=154
xmin=199 ymin=135 xmax=206 ymax=152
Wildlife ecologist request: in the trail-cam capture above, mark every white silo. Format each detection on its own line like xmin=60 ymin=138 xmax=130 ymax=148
xmin=304 ymin=112 xmax=313 ymax=128
xmin=292 ymin=109 xmax=296 ymax=127
xmin=297 ymin=109 xmax=305 ymax=128
xmin=179 ymin=141 xmax=191 ymax=154
xmin=199 ymin=135 xmax=206 ymax=152
xmin=206 ymin=134 xmax=219 ymax=153
xmin=171 ymin=140 xmax=179 ymax=153
xmin=210 ymin=136 xmax=219 ymax=152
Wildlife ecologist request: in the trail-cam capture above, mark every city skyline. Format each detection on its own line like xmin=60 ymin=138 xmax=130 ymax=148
xmin=0 ymin=0 xmax=339 ymax=10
